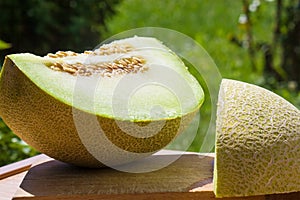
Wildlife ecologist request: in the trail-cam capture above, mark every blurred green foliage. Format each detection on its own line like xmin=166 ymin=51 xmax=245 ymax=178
xmin=0 ymin=118 xmax=38 ymax=166
xmin=0 ymin=40 xmax=11 ymax=50
xmin=103 ymin=0 xmax=255 ymax=80
xmin=0 ymin=0 xmax=299 ymax=165
xmin=0 ymin=0 xmax=120 ymax=59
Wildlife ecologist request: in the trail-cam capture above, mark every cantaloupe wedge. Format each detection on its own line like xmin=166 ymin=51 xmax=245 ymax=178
xmin=0 ymin=36 xmax=204 ymax=168
xmin=214 ymin=79 xmax=300 ymax=197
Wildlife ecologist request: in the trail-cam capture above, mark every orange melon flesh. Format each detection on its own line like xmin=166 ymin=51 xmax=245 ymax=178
xmin=214 ymin=79 xmax=300 ymax=197
xmin=0 ymin=36 xmax=204 ymax=167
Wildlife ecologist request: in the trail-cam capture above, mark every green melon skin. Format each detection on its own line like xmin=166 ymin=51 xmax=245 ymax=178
xmin=0 ymin=37 xmax=203 ymax=168
xmin=214 ymin=79 xmax=300 ymax=197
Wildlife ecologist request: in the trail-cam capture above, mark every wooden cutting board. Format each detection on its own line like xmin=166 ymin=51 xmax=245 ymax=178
xmin=0 ymin=150 xmax=299 ymax=200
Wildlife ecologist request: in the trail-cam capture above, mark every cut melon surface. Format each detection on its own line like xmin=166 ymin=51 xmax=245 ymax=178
xmin=214 ymin=79 xmax=300 ymax=197
xmin=0 ymin=36 xmax=204 ymax=167
xmin=6 ymin=37 xmax=203 ymax=121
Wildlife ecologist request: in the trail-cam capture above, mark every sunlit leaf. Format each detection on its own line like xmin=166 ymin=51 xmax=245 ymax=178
xmin=0 ymin=40 xmax=11 ymax=50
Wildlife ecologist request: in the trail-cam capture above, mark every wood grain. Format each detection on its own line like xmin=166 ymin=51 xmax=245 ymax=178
xmin=0 ymin=171 xmax=28 ymax=200
xmin=0 ymin=164 xmax=31 ymax=181
xmin=0 ymin=154 xmax=50 ymax=200
xmin=0 ymin=151 xmax=298 ymax=199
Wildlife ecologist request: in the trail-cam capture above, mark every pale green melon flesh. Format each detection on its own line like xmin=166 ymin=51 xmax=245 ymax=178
xmin=8 ymin=37 xmax=204 ymax=121
xmin=214 ymin=79 xmax=300 ymax=197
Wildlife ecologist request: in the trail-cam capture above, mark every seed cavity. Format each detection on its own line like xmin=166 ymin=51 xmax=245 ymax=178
xmin=46 ymin=56 xmax=148 ymax=77
xmin=45 ymin=43 xmax=148 ymax=77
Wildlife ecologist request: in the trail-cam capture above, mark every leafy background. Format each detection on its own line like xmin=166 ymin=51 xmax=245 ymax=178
xmin=0 ymin=0 xmax=299 ymax=166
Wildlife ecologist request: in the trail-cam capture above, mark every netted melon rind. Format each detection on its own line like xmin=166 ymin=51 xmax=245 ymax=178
xmin=214 ymin=79 xmax=300 ymax=197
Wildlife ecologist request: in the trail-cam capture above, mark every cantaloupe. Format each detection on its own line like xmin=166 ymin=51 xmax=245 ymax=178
xmin=0 ymin=36 xmax=204 ymax=167
xmin=214 ymin=79 xmax=300 ymax=197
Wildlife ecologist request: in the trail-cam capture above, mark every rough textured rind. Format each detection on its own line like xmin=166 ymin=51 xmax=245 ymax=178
xmin=214 ymin=79 xmax=300 ymax=197
xmin=0 ymin=55 xmax=197 ymax=168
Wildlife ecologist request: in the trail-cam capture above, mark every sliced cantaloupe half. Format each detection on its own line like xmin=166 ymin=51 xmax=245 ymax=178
xmin=0 ymin=36 xmax=204 ymax=167
xmin=214 ymin=79 xmax=300 ymax=197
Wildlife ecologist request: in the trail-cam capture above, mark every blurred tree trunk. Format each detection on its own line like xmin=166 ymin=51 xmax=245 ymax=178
xmin=263 ymin=0 xmax=284 ymax=82
xmin=238 ymin=0 xmax=300 ymax=90
xmin=265 ymin=0 xmax=300 ymax=88
xmin=281 ymin=0 xmax=300 ymax=86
